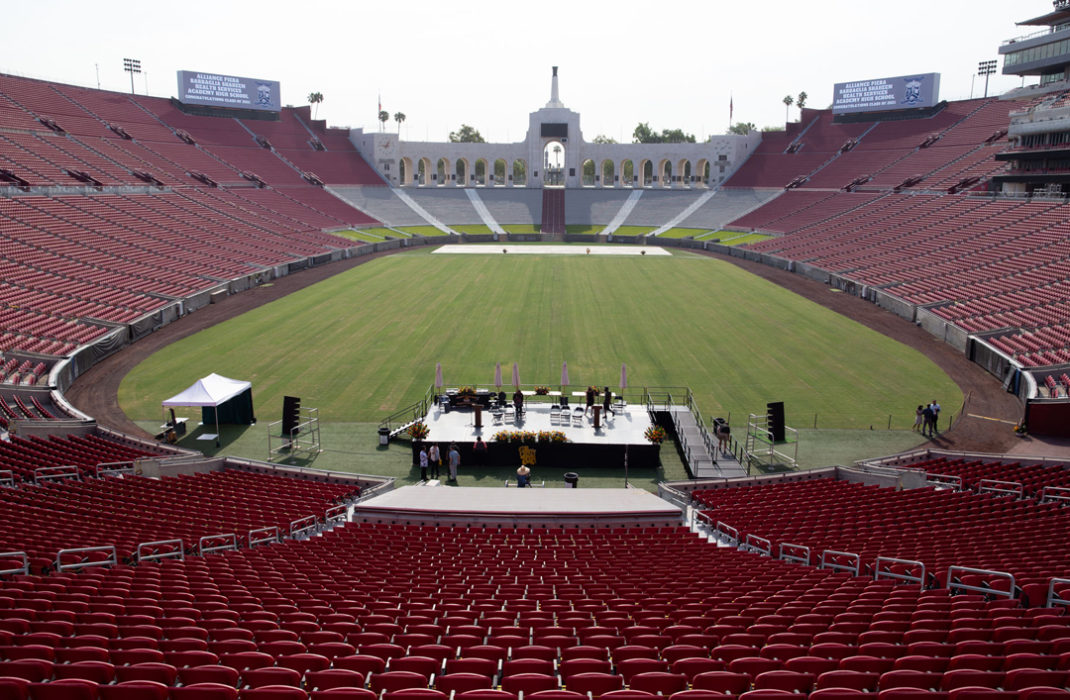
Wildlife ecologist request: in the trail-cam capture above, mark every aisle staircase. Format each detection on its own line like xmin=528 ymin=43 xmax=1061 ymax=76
xmin=541 ymin=188 xmax=565 ymax=238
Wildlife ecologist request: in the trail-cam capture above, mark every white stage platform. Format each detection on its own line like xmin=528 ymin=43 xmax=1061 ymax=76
xmin=433 ymin=245 xmax=670 ymax=256
xmin=355 ymin=484 xmax=683 ymax=527
xmin=425 ymin=402 xmax=652 ymax=446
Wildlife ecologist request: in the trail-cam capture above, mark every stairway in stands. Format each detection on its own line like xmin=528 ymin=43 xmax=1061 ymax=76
xmin=541 ymin=188 xmax=566 ymax=239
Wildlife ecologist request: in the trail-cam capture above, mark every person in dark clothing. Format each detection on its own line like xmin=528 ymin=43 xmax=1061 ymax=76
xmin=602 ymin=386 xmax=615 ymax=417
xmin=473 ymin=436 xmax=488 ymax=466
xmin=585 ymin=387 xmax=596 ymax=416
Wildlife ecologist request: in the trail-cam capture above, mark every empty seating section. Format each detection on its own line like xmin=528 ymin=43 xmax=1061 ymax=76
xmin=890 ymin=455 xmax=1070 ymax=498
xmin=693 ymin=478 xmax=1070 ymax=591
xmin=0 ymin=469 xmax=357 ymax=569
xmin=2 ymin=520 xmax=1070 ymax=698
xmin=0 ymin=73 xmax=391 ymax=358
xmin=730 ymin=188 xmax=1070 ymax=365
xmin=0 ymin=433 xmax=161 ymax=482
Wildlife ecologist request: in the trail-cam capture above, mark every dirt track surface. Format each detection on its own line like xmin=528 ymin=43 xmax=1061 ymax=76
xmin=68 ymin=245 xmax=1023 ymax=455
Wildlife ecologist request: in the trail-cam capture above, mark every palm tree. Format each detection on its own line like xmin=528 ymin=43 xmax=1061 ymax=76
xmin=783 ymin=95 xmax=794 ymax=122
xmin=307 ymin=92 xmax=324 ymax=119
xmin=378 ymin=110 xmax=389 ymax=132
xmin=394 ymin=111 xmax=406 ymax=136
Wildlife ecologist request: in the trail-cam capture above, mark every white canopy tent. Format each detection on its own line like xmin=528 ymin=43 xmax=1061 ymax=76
xmin=162 ymin=373 xmax=254 ymax=446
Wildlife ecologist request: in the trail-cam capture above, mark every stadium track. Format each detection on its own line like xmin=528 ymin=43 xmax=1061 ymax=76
xmin=67 ymin=246 xmax=1022 ymax=456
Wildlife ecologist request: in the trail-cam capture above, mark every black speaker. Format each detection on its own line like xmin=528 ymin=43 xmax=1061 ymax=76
xmin=282 ymin=396 xmax=301 ymax=436
xmin=767 ymin=401 xmax=785 ymax=443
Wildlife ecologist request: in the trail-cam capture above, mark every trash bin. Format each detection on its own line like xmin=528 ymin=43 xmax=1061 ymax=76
xmin=378 ymin=426 xmax=390 ymax=446
xmin=564 ymin=472 xmax=579 ymax=488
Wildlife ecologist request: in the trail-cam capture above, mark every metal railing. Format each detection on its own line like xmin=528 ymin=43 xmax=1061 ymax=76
xmin=820 ymin=549 xmax=861 ymax=577
xmin=779 ymin=542 xmax=811 ymax=566
xmin=34 ymin=465 xmax=80 ymax=485
xmin=1041 ymin=486 xmax=1070 ymax=505
xmin=874 ymin=557 xmax=927 ymax=589
xmin=136 ymin=539 xmax=185 ymax=563
xmin=379 ymin=383 xmax=436 ymax=437
xmin=0 ymin=551 xmax=28 ymax=577
xmin=979 ymin=479 xmax=1024 ymax=499
xmin=1048 ymin=577 xmax=1070 ymax=608
xmin=325 ymin=505 xmax=347 ymax=525
xmin=289 ymin=515 xmax=318 ymax=538
xmin=56 ymin=545 xmax=116 ymax=573
xmin=741 ymin=534 xmax=772 ymax=557
xmin=94 ymin=461 xmax=136 ymax=478
xmin=925 ymin=473 xmax=963 ymax=490
xmin=0 ymin=470 xmax=14 ymax=488
xmin=248 ymin=527 xmax=280 ymax=548
xmin=198 ymin=533 xmax=238 ymax=556
xmin=947 ymin=565 xmax=1017 ymax=599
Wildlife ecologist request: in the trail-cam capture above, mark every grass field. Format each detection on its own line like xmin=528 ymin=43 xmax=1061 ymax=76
xmin=397 ymin=225 xmax=453 ymax=237
xmin=696 ymin=231 xmax=774 ymax=246
xmin=607 ymin=226 xmax=654 ymax=237
xmin=121 ymin=246 xmax=959 ymax=433
xmin=655 ymin=228 xmax=712 ymax=239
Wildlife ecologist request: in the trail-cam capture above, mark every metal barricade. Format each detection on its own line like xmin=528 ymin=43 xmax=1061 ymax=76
xmin=56 ymin=545 xmax=117 ymax=572
xmin=248 ymin=526 xmax=280 ymax=548
xmin=779 ymin=542 xmax=811 ymax=566
xmin=198 ymin=533 xmax=238 ymax=556
xmin=925 ymin=473 xmax=963 ymax=490
xmin=94 ymin=461 xmax=137 ymax=478
xmin=0 ymin=551 xmax=28 ymax=576
xmin=136 ymin=539 xmax=185 ymax=563
xmin=978 ymin=479 xmax=1023 ymax=499
xmin=289 ymin=515 xmax=318 ymax=538
xmin=874 ymin=557 xmax=927 ymax=589
xmin=947 ymin=565 xmax=1016 ymax=599
xmin=35 ymin=465 xmax=80 ymax=485
xmin=820 ymin=550 xmax=861 ymax=577
xmin=1047 ymin=577 xmax=1070 ymax=608
xmin=1040 ymin=486 xmax=1070 ymax=506
xmin=741 ymin=534 xmax=772 ymax=557
xmin=714 ymin=521 xmax=740 ymax=547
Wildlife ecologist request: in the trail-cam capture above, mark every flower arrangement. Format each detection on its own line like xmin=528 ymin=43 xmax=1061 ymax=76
xmin=644 ymin=425 xmax=667 ymax=444
xmin=493 ymin=430 xmax=537 ymax=444
xmin=587 ymin=386 xmax=601 ymax=395
xmin=536 ymin=430 xmax=569 ymax=444
xmin=407 ymin=421 xmax=430 ymax=441
xmin=534 ymin=386 xmax=551 ymax=395
xmin=457 ymin=386 xmax=477 ymax=397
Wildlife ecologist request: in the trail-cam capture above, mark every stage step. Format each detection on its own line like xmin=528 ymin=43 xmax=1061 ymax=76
xmin=669 ymin=406 xmax=747 ymax=479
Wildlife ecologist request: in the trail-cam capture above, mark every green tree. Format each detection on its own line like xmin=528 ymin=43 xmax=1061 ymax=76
xmin=762 ymin=125 xmax=786 ymax=132
xmin=513 ymin=159 xmax=526 ymax=182
xmin=632 ymin=122 xmax=659 ymax=144
xmin=378 ymin=110 xmax=389 ymax=131
xmin=449 ymin=124 xmax=485 ymax=143
xmin=728 ymin=122 xmax=756 ymax=135
xmin=583 ymin=159 xmax=595 ymax=183
xmin=632 ymin=123 xmax=695 ymax=144
xmin=783 ymin=95 xmax=794 ymax=122
xmin=660 ymin=128 xmax=696 ymax=144
xmin=593 ymin=134 xmax=618 ymax=144
xmin=307 ymin=92 xmax=324 ymax=120
xmin=393 ymin=111 xmax=406 ymax=135
xmin=797 ymin=91 xmax=808 ymax=111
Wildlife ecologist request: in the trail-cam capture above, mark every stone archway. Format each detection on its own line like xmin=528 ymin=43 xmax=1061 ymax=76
xmin=695 ymin=159 xmax=710 ymax=188
xmin=621 ymin=160 xmax=635 ymax=187
xmin=417 ymin=157 xmax=433 ymax=186
xmin=436 ymin=157 xmax=450 ymax=186
xmin=639 ymin=160 xmax=653 ymax=188
xmin=601 ymin=160 xmax=616 ymax=188
xmin=455 ymin=158 xmax=470 ymax=187
xmin=581 ymin=158 xmax=596 ymax=187
xmin=512 ymin=159 xmax=527 ymax=187
xmin=543 ymin=140 xmax=565 ymax=187
xmin=399 ymin=157 xmax=413 ymax=187
xmin=678 ymin=159 xmax=692 ymax=188
xmin=474 ymin=158 xmax=489 ymax=186
xmin=659 ymin=159 xmax=672 ymax=188
xmin=493 ymin=158 xmax=508 ymax=186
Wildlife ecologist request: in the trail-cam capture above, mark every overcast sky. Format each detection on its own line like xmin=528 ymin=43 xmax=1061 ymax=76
xmin=0 ymin=1 xmax=1046 ymax=144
